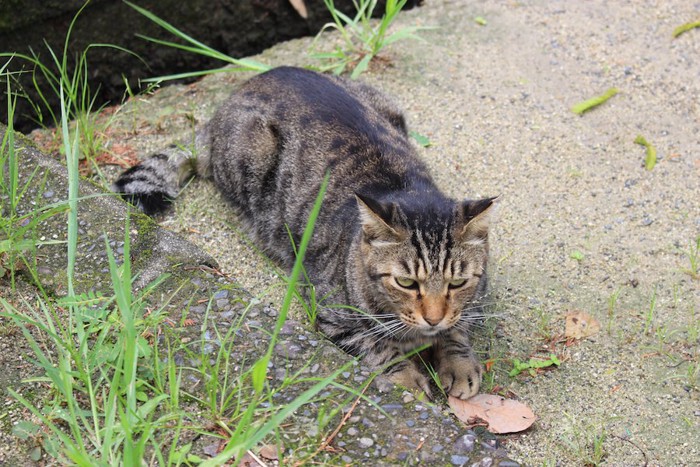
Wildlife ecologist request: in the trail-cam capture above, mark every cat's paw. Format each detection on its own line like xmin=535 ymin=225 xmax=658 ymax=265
xmin=377 ymin=362 xmax=432 ymax=398
xmin=438 ymin=354 xmax=482 ymax=400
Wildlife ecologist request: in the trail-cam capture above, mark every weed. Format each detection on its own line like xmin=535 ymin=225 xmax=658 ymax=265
xmin=570 ymin=250 xmax=584 ymax=262
xmin=2 ymin=218 xmax=175 ymax=464
xmin=1 ymin=69 xmax=68 ymax=288
xmin=680 ymin=235 xmax=699 ymax=280
xmin=1 ymin=2 xmax=135 ymax=176
xmin=420 ymin=357 xmax=447 ymax=399
xmin=643 ymin=287 xmax=657 ymax=335
xmin=606 ymin=287 xmax=622 ymax=334
xmin=124 ymin=1 xmax=269 ymax=83
xmin=312 ymin=0 xmax=430 ymax=78
xmin=560 ymin=415 xmax=608 ymax=466
xmin=3 ymin=54 xmax=356 ymax=461
xmin=533 ymin=305 xmax=554 ymax=340
xmin=686 ymin=305 xmax=699 ymax=346
xmin=683 ymin=360 xmax=699 ymax=390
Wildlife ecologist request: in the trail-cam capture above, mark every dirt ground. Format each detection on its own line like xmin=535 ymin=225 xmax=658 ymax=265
xmin=5 ymin=0 xmax=699 ymax=465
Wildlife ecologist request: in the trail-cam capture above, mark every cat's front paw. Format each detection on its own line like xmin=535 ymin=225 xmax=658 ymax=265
xmin=377 ymin=361 xmax=432 ymax=398
xmin=438 ymin=354 xmax=482 ymax=400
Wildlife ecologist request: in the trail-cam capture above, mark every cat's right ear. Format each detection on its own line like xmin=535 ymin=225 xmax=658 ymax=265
xmin=355 ymin=193 xmax=404 ymax=244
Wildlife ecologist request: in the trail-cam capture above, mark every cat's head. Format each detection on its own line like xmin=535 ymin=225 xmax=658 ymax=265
xmin=355 ymin=192 xmax=497 ymax=337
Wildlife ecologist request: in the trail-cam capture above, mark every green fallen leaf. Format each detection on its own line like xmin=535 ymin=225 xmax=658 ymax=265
xmin=571 ymin=88 xmax=619 ymax=115
xmin=634 ymin=135 xmax=657 ymax=171
xmin=509 ymin=354 xmax=561 ymax=377
xmin=474 ymin=16 xmax=487 ymax=26
xmin=673 ymin=21 xmax=700 ymax=38
xmin=409 ymin=130 xmax=432 ymax=147
xmin=30 ymin=446 xmax=43 ymax=461
xmin=11 ymin=420 xmax=40 ymax=440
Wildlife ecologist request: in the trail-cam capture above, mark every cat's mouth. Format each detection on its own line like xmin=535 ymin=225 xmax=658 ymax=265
xmin=418 ymin=324 xmax=449 ymax=337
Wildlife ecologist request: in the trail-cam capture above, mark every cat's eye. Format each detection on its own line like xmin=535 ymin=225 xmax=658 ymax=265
xmin=395 ymin=277 xmax=417 ymax=289
xmin=448 ymin=278 xmax=468 ymax=289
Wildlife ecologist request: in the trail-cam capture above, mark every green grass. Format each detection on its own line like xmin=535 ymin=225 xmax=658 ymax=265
xmin=311 ymin=0 xmax=429 ymax=78
xmin=560 ymin=415 xmax=608 ymax=466
xmin=681 ymin=235 xmax=700 ymax=280
xmin=571 ymin=88 xmax=619 ymax=115
xmin=606 ymin=287 xmax=622 ymax=334
xmin=123 ymin=0 xmax=424 ymax=81
xmin=1 ymin=68 xmax=68 ymax=288
xmin=643 ymin=287 xmax=657 ymax=336
xmin=123 ymin=0 xmax=270 ymax=83
xmin=0 ymin=2 xmax=134 ymax=177
xmin=1 ymin=59 xmax=363 ymax=463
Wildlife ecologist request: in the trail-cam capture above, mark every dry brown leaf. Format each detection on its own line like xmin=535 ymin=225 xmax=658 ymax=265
xmin=449 ymin=394 xmax=536 ymax=434
xmin=258 ymin=442 xmax=283 ymax=461
xmin=237 ymin=450 xmax=263 ymax=467
xmin=288 ymin=0 xmax=308 ymax=19
xmin=565 ymin=310 xmax=601 ymax=339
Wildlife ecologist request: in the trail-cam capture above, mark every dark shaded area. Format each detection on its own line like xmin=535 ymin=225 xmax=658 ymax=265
xmin=0 ymin=0 xmax=420 ymax=133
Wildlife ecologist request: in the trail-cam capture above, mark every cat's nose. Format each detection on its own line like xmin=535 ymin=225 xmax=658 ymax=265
xmin=424 ymin=316 xmax=441 ymax=326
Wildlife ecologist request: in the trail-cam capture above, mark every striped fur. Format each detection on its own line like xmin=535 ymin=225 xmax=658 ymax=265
xmin=114 ymin=67 xmax=496 ymax=399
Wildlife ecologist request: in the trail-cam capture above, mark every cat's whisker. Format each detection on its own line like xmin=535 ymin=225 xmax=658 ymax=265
xmin=357 ymin=322 xmax=405 ymax=341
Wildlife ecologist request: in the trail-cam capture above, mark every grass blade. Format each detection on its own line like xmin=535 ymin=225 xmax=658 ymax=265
xmin=634 ymin=135 xmax=657 ymax=171
xmin=571 ymin=88 xmax=619 ymax=115
xmin=673 ymin=21 xmax=700 ymax=38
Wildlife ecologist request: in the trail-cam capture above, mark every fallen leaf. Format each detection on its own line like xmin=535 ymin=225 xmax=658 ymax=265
xmin=288 ymin=0 xmax=308 ymax=19
xmin=259 ymin=442 xmax=283 ymax=460
xmin=565 ymin=310 xmax=601 ymax=339
xmin=237 ymin=451 xmax=263 ymax=467
xmin=449 ymin=394 xmax=536 ymax=434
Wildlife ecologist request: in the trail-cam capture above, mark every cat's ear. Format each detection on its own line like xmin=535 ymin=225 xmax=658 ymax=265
xmin=458 ymin=196 xmax=499 ymax=241
xmin=355 ymin=193 xmax=403 ymax=244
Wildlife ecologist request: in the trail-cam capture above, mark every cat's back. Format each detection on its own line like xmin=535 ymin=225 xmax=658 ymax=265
xmin=210 ymin=66 xmax=409 ymax=151
xmin=205 ymin=67 xmax=433 ymax=276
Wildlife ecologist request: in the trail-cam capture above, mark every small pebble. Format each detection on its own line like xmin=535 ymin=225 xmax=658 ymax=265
xmin=213 ymin=289 xmax=229 ymax=299
xmin=451 ymin=454 xmax=469 ymax=465
xmin=453 ymin=433 xmax=476 ymax=453
xmin=358 ymin=437 xmax=374 ymax=448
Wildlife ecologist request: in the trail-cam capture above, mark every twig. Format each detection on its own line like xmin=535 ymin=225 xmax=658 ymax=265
xmin=298 ymin=382 xmax=370 ymax=465
xmin=611 ymin=434 xmax=648 ymax=466
xmin=246 ymin=449 xmax=268 ymax=467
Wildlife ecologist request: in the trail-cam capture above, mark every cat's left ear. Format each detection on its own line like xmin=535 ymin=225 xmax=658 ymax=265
xmin=355 ymin=193 xmax=404 ymax=244
xmin=458 ymin=196 xmax=500 ymax=241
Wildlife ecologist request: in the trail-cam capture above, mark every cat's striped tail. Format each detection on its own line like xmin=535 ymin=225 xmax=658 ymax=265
xmin=112 ymin=127 xmax=210 ymax=215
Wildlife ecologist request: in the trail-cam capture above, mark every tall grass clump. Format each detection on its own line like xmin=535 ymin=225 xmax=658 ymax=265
xmin=0 ymin=1 xmax=136 ymax=176
xmin=1 ymin=66 xmax=68 ymax=288
xmin=123 ymin=1 xmax=270 ymax=83
xmin=2 ymin=85 xmax=358 ymax=461
xmin=312 ymin=0 xmax=430 ymax=78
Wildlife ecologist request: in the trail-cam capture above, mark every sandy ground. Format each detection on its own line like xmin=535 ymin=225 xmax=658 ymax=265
xmin=22 ymin=0 xmax=699 ymax=464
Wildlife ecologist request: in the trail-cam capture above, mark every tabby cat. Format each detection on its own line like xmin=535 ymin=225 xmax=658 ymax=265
xmin=114 ymin=66 xmax=496 ymax=399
